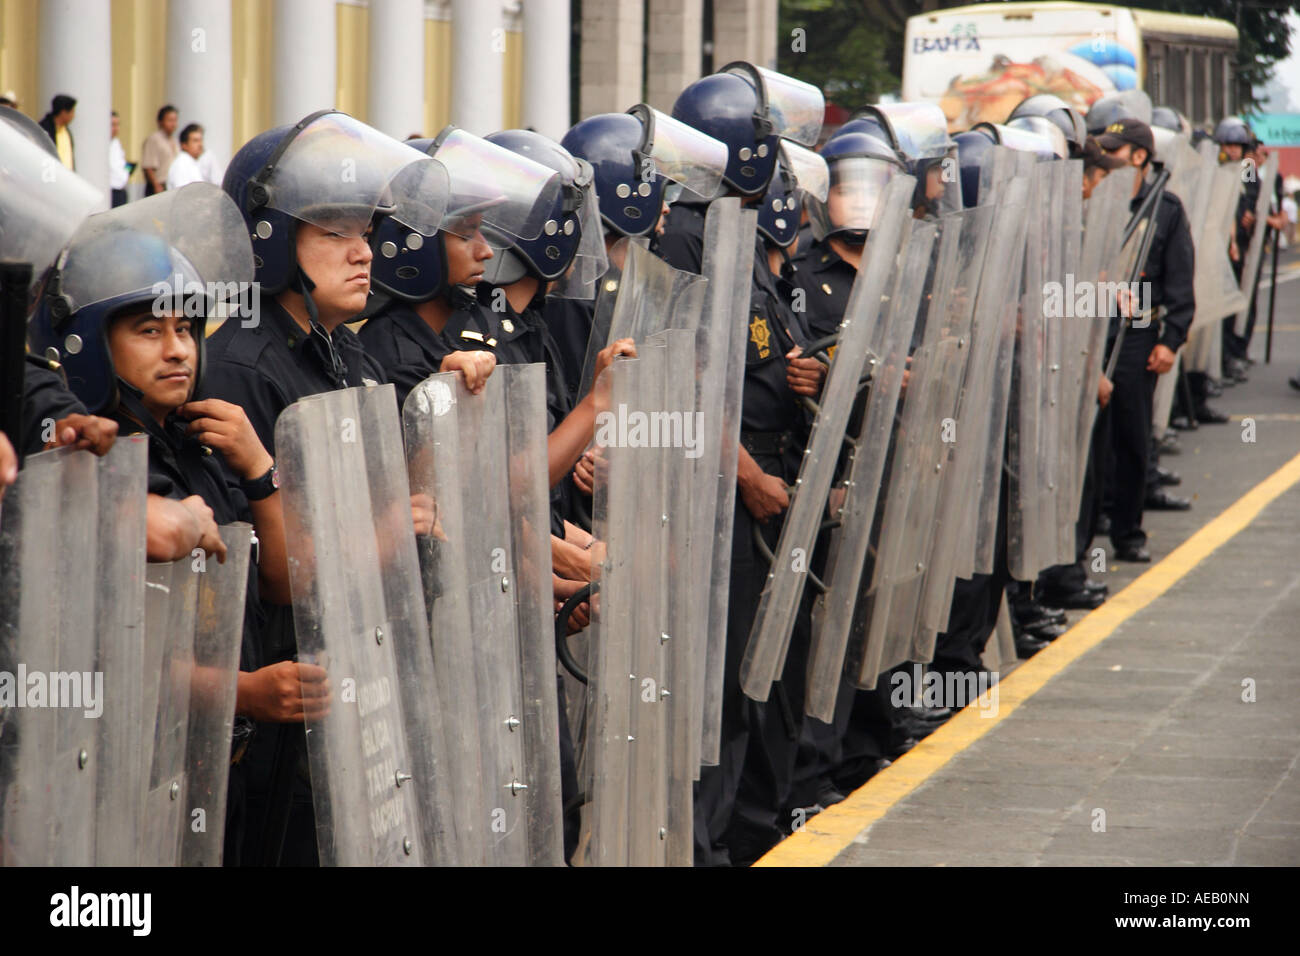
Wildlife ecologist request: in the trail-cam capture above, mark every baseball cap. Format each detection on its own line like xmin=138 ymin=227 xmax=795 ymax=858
xmin=1096 ymin=117 xmax=1156 ymax=159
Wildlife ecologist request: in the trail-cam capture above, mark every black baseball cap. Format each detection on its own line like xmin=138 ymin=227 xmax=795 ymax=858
xmin=1082 ymin=136 xmax=1127 ymax=171
xmin=1096 ymin=117 xmax=1155 ymax=159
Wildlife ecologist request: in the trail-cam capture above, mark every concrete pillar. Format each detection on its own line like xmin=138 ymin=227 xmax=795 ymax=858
xmin=40 ymin=0 xmax=112 ymax=204
xmin=521 ymin=0 xmax=570 ymax=139
xmin=711 ymin=0 xmax=762 ymax=69
xmin=273 ymin=0 xmax=337 ymax=126
xmin=451 ymin=0 xmax=504 ymax=135
xmin=167 ymin=0 xmax=234 ymax=171
xmin=368 ymin=0 xmax=425 ymax=139
xmin=758 ymin=0 xmax=779 ymax=70
xmin=579 ymin=0 xmax=642 ymax=119
xmin=646 ymin=0 xmax=702 ymax=113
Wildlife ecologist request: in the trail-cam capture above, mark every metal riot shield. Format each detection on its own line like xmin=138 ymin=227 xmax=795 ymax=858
xmin=404 ymin=364 xmax=562 ymax=867
xmin=1194 ymin=143 xmax=1249 ymax=327
xmin=139 ymin=559 xmax=198 ymax=866
xmin=742 ymin=174 xmax=920 ymax=705
xmin=698 ymin=200 xmax=757 ymax=765
xmin=181 ymin=523 xmax=253 ymax=866
xmin=0 ymin=437 xmax=148 ymax=866
xmin=840 ymin=216 xmax=960 ymax=697
xmin=910 ymin=202 xmax=998 ymax=661
xmin=971 ymin=151 xmax=1038 ymax=577
xmin=1052 ymin=160 xmax=1085 ymax=566
xmin=1232 ymin=151 xmax=1279 ymax=338
xmin=801 ymin=181 xmax=919 ymax=715
xmin=277 ymin=384 xmax=456 ymax=866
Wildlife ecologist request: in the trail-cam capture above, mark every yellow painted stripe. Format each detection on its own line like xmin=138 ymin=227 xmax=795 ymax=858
xmin=756 ymin=448 xmax=1300 ymax=867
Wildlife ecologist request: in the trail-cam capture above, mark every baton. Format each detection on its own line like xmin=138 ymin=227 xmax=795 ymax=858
xmin=0 ymin=262 xmax=32 ymax=465
xmin=1266 ymin=226 xmax=1280 ymax=365
xmin=1104 ymin=170 xmax=1170 ymax=382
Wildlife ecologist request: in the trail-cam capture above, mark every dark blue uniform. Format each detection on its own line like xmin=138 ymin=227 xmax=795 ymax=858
xmin=18 ymin=355 xmax=86 ymax=455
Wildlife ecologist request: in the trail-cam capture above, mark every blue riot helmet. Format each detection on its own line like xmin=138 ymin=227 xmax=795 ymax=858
xmin=561 ymin=105 xmax=728 ymax=237
xmin=1085 ymin=89 xmax=1152 ymax=136
xmin=28 ymin=184 xmax=254 ymax=414
xmin=974 ymin=120 xmax=1068 ymax=160
xmin=1151 ymin=106 xmax=1190 ymax=136
xmin=1008 ymin=93 xmax=1087 ymax=158
xmin=369 ymin=126 xmax=562 ymax=303
xmin=222 ymin=110 xmax=448 ymax=297
xmin=756 ymin=141 xmax=829 ymax=249
xmin=479 ymin=129 xmax=608 ymax=298
xmin=672 ymin=61 xmax=823 ymax=197
xmin=806 ymin=132 xmax=906 ymax=244
xmin=1213 ymin=116 xmax=1252 ymax=147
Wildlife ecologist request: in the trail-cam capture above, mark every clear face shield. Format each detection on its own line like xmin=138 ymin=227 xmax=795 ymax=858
xmin=264 ymin=112 xmax=449 ymax=238
xmin=0 ymin=119 xmax=103 ymax=292
xmin=778 ymin=141 xmax=830 ymax=204
xmin=980 ymin=122 xmax=1068 ymax=161
xmin=1004 ymin=116 xmax=1071 ymax=159
xmin=869 ymin=102 xmax=954 ymax=160
xmin=55 ymin=183 xmax=254 ymax=316
xmin=427 ymin=127 xmax=563 ymax=248
xmin=627 ymin=104 xmax=729 ymax=203
xmin=720 ymin=62 xmax=825 ymax=147
xmin=550 ymin=159 xmax=610 ymax=300
xmin=807 ymin=156 xmax=900 ymax=242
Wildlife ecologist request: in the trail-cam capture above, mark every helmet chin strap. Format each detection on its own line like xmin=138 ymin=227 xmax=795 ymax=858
xmin=293 ymin=265 xmax=348 ymax=387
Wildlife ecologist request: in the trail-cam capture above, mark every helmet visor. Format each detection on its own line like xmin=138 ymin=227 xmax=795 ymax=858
xmin=59 ymin=183 xmax=253 ymax=314
xmin=722 ymin=62 xmax=824 ymax=147
xmin=807 ymin=156 xmax=898 ymax=241
xmin=871 ymin=102 xmax=954 ymax=160
xmin=631 ymin=105 xmax=729 ymax=200
xmin=0 ymin=120 xmax=102 ymax=290
xmin=779 ymin=140 xmax=829 ymax=202
xmin=430 ymin=127 xmax=563 ymax=243
xmin=268 ymin=112 xmax=448 ymax=236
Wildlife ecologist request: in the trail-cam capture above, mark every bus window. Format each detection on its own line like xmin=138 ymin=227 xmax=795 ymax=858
xmin=1192 ymin=49 xmax=1207 ymax=126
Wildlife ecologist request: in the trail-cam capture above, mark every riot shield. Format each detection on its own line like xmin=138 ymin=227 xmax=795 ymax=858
xmin=277 ymin=384 xmax=456 ymax=866
xmin=835 ymin=215 xmax=959 ymax=699
xmin=910 ymin=201 xmax=999 ymax=661
xmin=1052 ymin=160 xmax=1085 ymax=565
xmin=742 ymin=174 xmax=918 ymax=705
xmin=698 ymin=200 xmax=757 ymax=765
xmin=1232 ymin=152 xmax=1279 ymax=338
xmin=139 ymin=559 xmax=198 ymax=866
xmin=0 ymin=437 xmax=148 ymax=866
xmin=181 ymin=523 xmax=253 ymax=866
xmin=1193 ymin=142 xmax=1249 ymax=327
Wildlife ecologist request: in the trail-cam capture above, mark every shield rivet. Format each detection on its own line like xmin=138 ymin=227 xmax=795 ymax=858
xmin=78 ymin=749 xmax=88 ymax=770
xmin=505 ymin=716 xmax=521 ymax=731
xmin=169 ymin=780 xmax=180 ymax=800
xmin=934 ymin=463 xmax=942 ymax=473
xmin=255 ymin=220 xmax=273 ymax=239
xmin=375 ymin=625 xmax=384 ymax=645
xmin=616 ymin=183 xmax=631 ymax=199
xmin=395 ymin=770 xmax=413 ymax=787
xmin=507 ymin=780 xmax=528 ymax=795
xmin=916 ymin=562 xmax=924 ymax=572
xmin=660 ymin=688 xmax=671 ymax=700
xmin=660 ymin=632 xmax=670 ymax=645
xmin=403 ymin=837 xmax=413 ymax=855
xmin=407 ymin=232 xmax=424 ymax=250
xmin=64 ymin=334 xmax=83 ymax=355
xmin=501 ymin=576 xmax=510 ymax=592
xmin=661 ymin=513 xmax=668 ymax=524
xmin=659 ymin=827 xmax=667 ymax=840
xmin=380 ymin=241 xmax=398 ymax=258
xmin=739 ymin=147 xmax=752 ymax=161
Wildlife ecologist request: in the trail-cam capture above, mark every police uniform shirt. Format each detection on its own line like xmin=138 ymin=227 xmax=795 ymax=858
xmin=544 ymin=295 xmax=595 ymax=406
xmin=655 ymin=201 xmax=810 ymax=439
xmin=790 ymin=237 xmax=856 ymax=342
xmin=1112 ymin=179 xmax=1196 ymax=351
xmin=202 ymin=296 xmax=386 ymax=457
xmin=18 ymin=355 xmax=87 ymax=455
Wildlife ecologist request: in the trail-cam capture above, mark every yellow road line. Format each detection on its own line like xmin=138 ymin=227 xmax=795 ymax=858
xmin=756 ymin=448 xmax=1300 ymax=867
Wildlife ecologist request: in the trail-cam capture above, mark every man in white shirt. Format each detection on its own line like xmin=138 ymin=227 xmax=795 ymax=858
xmin=109 ymin=111 xmax=131 ymax=207
xmin=165 ymin=123 xmax=205 ymax=191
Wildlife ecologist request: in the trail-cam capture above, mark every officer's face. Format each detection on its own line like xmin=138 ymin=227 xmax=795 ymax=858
xmin=108 ymin=310 xmax=197 ymax=423
xmin=1082 ymin=165 xmax=1109 ymax=199
xmin=443 ymin=215 xmax=494 ymax=287
xmin=295 ymin=221 xmax=374 ymax=319
xmin=828 ymin=182 xmax=874 ymax=229
xmin=1222 ymin=143 xmax=1244 ymax=163
xmin=925 ymin=166 xmax=945 ymax=201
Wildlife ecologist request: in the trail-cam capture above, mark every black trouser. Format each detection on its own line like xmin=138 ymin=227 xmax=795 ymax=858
xmin=111 ymin=188 xmax=127 ymax=208
xmin=1104 ymin=327 xmax=1158 ymax=551
xmin=1223 ymin=255 xmax=1251 ymax=361
xmin=1040 ymin=400 xmax=1110 ymax=595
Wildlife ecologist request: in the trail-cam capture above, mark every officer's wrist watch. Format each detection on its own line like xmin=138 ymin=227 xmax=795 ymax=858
xmin=241 ymin=461 xmax=280 ymax=501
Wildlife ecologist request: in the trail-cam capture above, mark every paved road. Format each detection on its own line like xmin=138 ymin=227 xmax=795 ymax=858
xmin=809 ymin=249 xmax=1300 ymax=867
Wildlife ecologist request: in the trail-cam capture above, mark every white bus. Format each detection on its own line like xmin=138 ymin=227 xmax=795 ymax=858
xmin=901 ymin=2 xmax=1239 ymax=131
